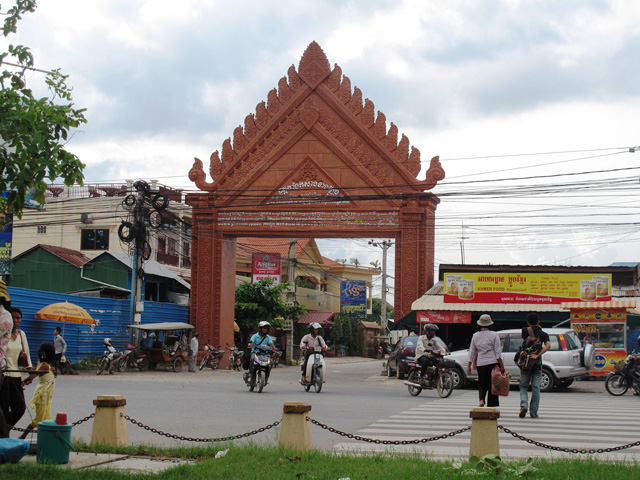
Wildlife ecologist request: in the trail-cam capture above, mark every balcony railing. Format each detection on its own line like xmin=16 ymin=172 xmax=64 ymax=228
xmin=157 ymin=252 xmax=179 ymax=266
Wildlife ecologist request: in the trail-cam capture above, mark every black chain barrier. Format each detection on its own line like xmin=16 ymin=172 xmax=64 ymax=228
xmin=307 ymin=417 xmax=471 ymax=445
xmin=10 ymin=413 xmax=95 ymax=434
xmin=498 ymin=425 xmax=640 ymax=454
xmin=121 ymin=413 xmax=281 ymax=443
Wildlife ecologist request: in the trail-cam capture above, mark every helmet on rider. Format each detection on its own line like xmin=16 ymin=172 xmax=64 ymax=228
xmin=258 ymin=320 xmax=270 ymax=335
xmin=422 ymin=323 xmax=439 ymax=337
xmin=103 ymin=338 xmax=112 ymax=346
xmin=309 ymin=322 xmax=322 ymax=335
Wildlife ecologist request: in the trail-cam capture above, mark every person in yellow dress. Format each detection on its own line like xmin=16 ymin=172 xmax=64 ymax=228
xmin=19 ymin=343 xmax=56 ymax=439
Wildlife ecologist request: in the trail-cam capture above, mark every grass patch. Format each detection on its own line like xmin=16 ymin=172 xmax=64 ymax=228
xmin=2 ymin=444 xmax=639 ymax=479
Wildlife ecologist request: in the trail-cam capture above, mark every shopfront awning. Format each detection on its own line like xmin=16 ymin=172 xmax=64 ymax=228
xmin=560 ymin=301 xmax=637 ymax=310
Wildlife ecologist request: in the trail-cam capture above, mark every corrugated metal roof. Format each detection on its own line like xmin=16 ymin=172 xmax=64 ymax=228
xmin=35 ymin=244 xmax=92 ymax=267
xmin=105 ymin=252 xmax=190 ymax=289
xmin=296 ymin=311 xmax=335 ymax=326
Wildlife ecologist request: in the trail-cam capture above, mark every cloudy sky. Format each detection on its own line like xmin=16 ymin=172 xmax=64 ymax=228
xmin=3 ymin=0 xmax=640 ymax=296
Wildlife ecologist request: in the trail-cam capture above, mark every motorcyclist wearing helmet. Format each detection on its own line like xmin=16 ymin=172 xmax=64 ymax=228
xmin=299 ymin=322 xmax=327 ymax=385
xmin=244 ymin=321 xmax=275 ymax=385
xmin=415 ymin=323 xmax=442 ymax=381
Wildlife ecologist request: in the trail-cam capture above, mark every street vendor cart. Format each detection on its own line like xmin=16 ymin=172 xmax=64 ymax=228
xmin=562 ymin=301 xmax=637 ymax=377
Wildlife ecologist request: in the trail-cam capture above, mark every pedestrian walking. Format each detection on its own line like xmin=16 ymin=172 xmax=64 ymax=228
xmin=468 ymin=314 xmax=505 ymax=407
xmin=0 ymin=306 xmax=32 ymax=432
xmin=188 ymin=332 xmax=199 ymax=372
xmin=518 ymin=313 xmax=550 ymax=418
xmin=53 ymin=326 xmax=67 ymax=374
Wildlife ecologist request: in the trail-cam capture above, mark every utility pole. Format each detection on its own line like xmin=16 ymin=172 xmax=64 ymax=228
xmin=129 ymin=185 xmax=146 ymax=345
xmin=286 ymin=238 xmax=296 ymax=365
xmin=368 ymin=239 xmax=393 ymax=334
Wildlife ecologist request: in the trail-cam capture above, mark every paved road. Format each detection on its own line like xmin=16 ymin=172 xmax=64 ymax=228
xmin=13 ymin=359 xmax=640 ymax=461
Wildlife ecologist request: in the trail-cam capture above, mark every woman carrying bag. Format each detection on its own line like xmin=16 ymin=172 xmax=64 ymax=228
xmin=468 ymin=314 xmax=505 ymax=408
xmin=0 ymin=307 xmax=32 ymax=431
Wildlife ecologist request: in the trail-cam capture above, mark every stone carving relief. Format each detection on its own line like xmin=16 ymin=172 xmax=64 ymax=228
xmin=188 ymin=40 xmax=443 ymax=195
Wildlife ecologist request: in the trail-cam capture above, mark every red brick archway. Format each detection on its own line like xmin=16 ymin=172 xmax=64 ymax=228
xmin=187 ymin=41 xmax=445 ymax=348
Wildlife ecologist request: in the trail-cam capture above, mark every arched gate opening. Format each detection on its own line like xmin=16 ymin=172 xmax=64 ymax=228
xmin=187 ymin=42 xmax=445 ymax=348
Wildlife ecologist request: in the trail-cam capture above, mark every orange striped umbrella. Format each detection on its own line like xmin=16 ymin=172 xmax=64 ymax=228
xmin=35 ymin=302 xmax=96 ymax=325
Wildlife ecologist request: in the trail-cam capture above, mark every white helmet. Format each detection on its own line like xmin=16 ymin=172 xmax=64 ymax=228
xmin=309 ymin=322 xmax=322 ymax=332
xmin=258 ymin=321 xmax=271 ymax=329
xmin=103 ymin=338 xmax=112 ymax=346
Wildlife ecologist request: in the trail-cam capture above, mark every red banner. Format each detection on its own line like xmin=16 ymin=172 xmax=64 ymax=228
xmin=251 ymin=253 xmax=281 ymax=285
xmin=417 ymin=310 xmax=471 ymax=324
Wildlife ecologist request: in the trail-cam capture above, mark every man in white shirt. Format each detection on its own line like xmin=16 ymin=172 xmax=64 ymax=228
xmin=188 ymin=332 xmax=199 ymax=372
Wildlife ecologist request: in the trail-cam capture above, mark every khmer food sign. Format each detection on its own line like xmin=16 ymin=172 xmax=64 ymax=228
xmin=252 ymin=253 xmax=281 ymax=285
xmin=444 ymin=273 xmax=612 ymax=304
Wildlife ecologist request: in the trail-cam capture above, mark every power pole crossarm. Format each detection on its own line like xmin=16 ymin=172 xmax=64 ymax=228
xmin=368 ymin=239 xmax=394 ymax=335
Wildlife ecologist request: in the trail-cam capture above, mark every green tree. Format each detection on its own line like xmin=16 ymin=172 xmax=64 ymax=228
xmin=234 ymin=279 xmax=306 ymax=334
xmin=334 ymin=258 xmax=347 ymax=264
xmin=1 ymin=1 xmax=87 ymax=218
xmin=330 ymin=315 xmax=343 ymax=346
xmin=369 ymin=260 xmax=380 ymax=269
xmin=367 ymin=298 xmax=394 ymax=323
xmin=350 ymin=257 xmax=360 ymax=266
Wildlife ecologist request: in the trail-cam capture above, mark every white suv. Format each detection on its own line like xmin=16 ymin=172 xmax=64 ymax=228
xmin=446 ymin=328 xmax=595 ymax=392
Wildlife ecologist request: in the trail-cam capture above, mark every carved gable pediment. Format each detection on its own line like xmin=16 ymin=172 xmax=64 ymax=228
xmin=262 ymin=155 xmax=353 ymax=207
xmin=188 ymin=41 xmax=445 ymax=204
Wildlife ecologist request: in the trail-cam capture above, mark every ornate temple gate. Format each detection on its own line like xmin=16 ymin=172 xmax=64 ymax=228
xmin=187 ymin=42 xmax=445 ymax=348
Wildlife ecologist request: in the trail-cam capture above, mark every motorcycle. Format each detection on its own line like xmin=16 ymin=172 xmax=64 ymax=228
xmin=96 ymin=338 xmax=123 ymax=375
xmin=200 ymin=343 xmax=226 ymax=370
xmin=243 ymin=344 xmax=273 ymax=393
xmin=301 ymin=344 xmax=326 ymax=393
xmin=403 ymin=355 xmax=454 ymax=398
xmin=605 ymin=351 xmax=640 ymax=396
xmin=271 ymin=349 xmax=283 ymax=368
xmin=116 ymin=343 xmax=149 ymax=372
xmin=226 ymin=344 xmax=244 ymax=371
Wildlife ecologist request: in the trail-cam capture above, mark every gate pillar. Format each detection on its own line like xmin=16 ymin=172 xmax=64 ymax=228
xmin=395 ymin=196 xmax=439 ymax=320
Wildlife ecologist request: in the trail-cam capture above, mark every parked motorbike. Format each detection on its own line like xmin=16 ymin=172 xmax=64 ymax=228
xmin=605 ymin=351 xmax=640 ymax=396
xmin=301 ymin=344 xmax=326 ymax=393
xmin=200 ymin=343 xmax=226 ymax=370
xmin=271 ymin=349 xmax=283 ymax=368
xmin=116 ymin=343 xmax=149 ymax=372
xmin=243 ymin=344 xmax=273 ymax=393
xmin=96 ymin=338 xmax=123 ymax=375
xmin=403 ymin=355 xmax=454 ymax=398
xmin=226 ymin=344 xmax=244 ymax=371
xmin=57 ymin=355 xmax=72 ymax=375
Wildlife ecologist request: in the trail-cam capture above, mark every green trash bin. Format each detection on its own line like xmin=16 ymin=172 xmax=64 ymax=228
xmin=36 ymin=420 xmax=74 ymax=464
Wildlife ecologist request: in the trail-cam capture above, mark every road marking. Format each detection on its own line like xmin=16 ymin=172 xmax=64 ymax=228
xmin=332 ymin=390 xmax=640 ymax=460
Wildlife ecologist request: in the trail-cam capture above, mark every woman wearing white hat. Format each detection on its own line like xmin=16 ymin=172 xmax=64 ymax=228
xmin=468 ymin=314 xmax=505 ymax=407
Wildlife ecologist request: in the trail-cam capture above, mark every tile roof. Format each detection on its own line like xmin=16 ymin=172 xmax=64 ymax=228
xmin=39 ymin=244 xmax=92 ymax=267
xmin=296 ymin=311 xmax=335 ymax=326
xmin=236 ymin=238 xmax=313 ymax=259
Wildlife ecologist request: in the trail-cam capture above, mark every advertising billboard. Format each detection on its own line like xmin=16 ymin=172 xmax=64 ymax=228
xmin=251 ymin=253 xmax=281 ymax=285
xmin=340 ymin=280 xmax=367 ymax=320
xmin=0 ymin=212 xmax=13 ymax=276
xmin=444 ymin=272 xmax=612 ymax=304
